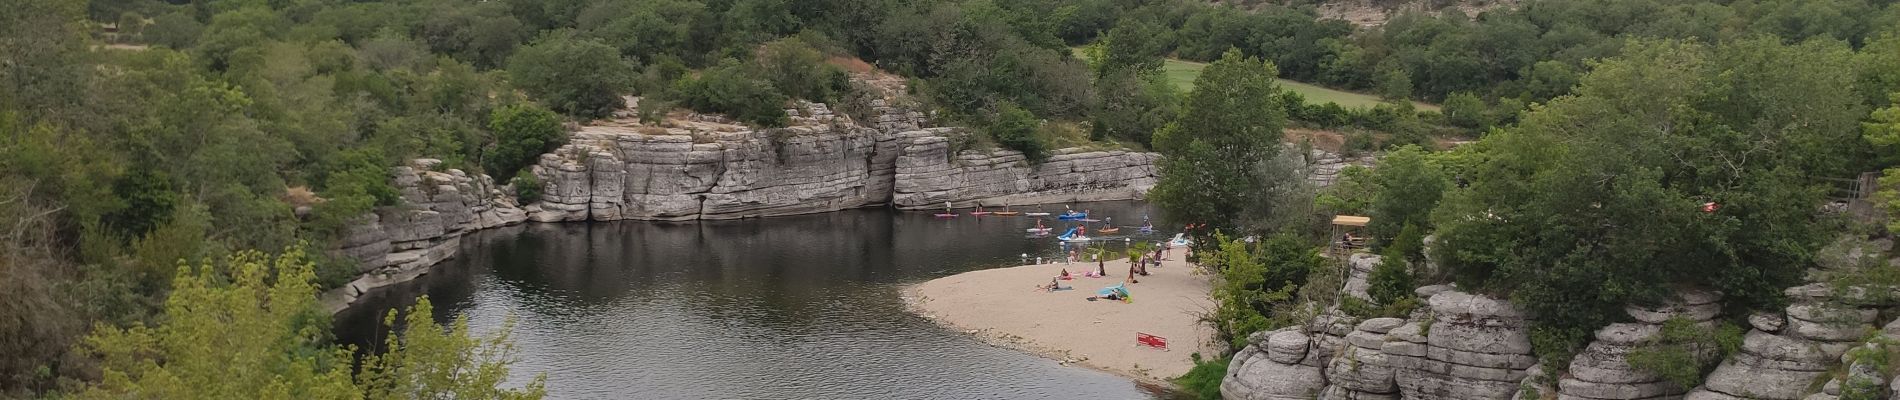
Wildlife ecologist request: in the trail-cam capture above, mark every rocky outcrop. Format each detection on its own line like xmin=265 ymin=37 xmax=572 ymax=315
xmin=891 ymin=129 xmax=1160 ymax=209
xmin=1224 ymin=288 xmax=1535 ymax=400
xmin=1224 ymin=329 xmax=1328 ymax=399
xmin=525 ymin=102 xmax=1163 ymax=221
xmin=1555 ymin=291 xmax=1723 ymax=400
xmin=1391 ymin=290 xmax=1537 ymax=400
xmin=1685 ymin=287 xmax=1881 ymax=400
xmin=320 ymin=159 xmax=528 ymax=314
xmin=1304 ymin=147 xmax=1376 ymax=188
xmin=1321 ymin=317 xmax=1407 ymax=399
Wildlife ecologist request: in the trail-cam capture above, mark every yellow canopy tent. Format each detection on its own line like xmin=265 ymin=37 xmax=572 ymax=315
xmin=1329 ymin=215 xmax=1371 ymax=255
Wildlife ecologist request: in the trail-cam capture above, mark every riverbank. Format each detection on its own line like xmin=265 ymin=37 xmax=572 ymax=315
xmin=904 ymin=251 xmax=1219 ymax=385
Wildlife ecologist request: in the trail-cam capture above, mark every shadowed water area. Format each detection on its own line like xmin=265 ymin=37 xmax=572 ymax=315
xmin=336 ymin=201 xmax=1186 ymax=399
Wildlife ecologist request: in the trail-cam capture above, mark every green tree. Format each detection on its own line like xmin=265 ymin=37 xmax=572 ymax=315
xmin=1095 ymin=18 xmax=1169 ymax=77
xmin=1375 ymin=61 xmax=1413 ymax=101
xmin=1368 ymin=246 xmax=1415 ymax=306
xmin=672 ymin=58 xmax=789 ymax=127
xmin=1090 ymin=70 xmax=1179 ymax=147
xmin=1151 ymin=50 xmax=1289 ymax=233
xmin=508 ymin=32 xmax=634 ymax=119
xmin=484 ymin=104 xmax=566 ymax=181
xmin=77 ymin=246 xmax=545 ymax=399
xmin=144 ymin=11 xmax=202 ymax=49
xmin=755 ymin=37 xmax=849 ymax=103
xmin=357 ymin=297 xmax=547 ymax=400
xmin=1440 ymin=92 xmax=1492 ymax=130
xmin=989 ymin=102 xmax=1049 ymax=163
xmin=77 ymin=248 xmax=361 ymax=399
xmin=1367 ymin=145 xmax=1446 ymax=247
xmin=1431 ymin=38 xmax=1862 ymax=364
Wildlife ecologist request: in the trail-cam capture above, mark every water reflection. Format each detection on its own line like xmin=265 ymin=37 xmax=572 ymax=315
xmin=337 ymin=201 xmax=1183 ymax=399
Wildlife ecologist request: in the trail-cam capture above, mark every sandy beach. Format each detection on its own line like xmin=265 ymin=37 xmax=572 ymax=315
xmin=904 ymin=250 xmax=1220 ymax=384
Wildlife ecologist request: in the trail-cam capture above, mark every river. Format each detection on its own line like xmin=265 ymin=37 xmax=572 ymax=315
xmin=335 ymin=201 xmax=1187 ymax=399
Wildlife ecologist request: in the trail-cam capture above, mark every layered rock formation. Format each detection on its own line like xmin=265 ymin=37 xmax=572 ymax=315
xmin=320 ymin=159 xmax=528 ymax=313
xmin=525 ymin=102 xmax=1162 ymax=221
xmin=1553 ymin=291 xmax=1723 ymax=400
xmin=1685 ymin=286 xmax=1882 ymax=400
xmin=1223 ymin=288 xmax=1536 ymax=400
xmin=891 ymin=129 xmax=1161 ymax=209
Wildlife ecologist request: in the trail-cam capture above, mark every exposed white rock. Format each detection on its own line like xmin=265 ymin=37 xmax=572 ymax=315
xmin=320 ymin=160 xmax=528 ymax=314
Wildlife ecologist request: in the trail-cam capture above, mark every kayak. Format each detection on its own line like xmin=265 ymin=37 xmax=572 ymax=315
xmin=1024 ymin=212 xmax=1051 ymax=217
xmin=1098 ymin=226 xmax=1121 ymax=235
xmin=1057 ymin=212 xmax=1088 ymax=220
xmin=1057 ymin=227 xmax=1090 ymax=241
xmin=992 ymin=211 xmax=1021 ymax=216
xmin=1026 ymin=227 xmax=1052 ymax=234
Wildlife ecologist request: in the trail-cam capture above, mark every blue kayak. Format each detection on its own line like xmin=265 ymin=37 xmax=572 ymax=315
xmin=1056 ymin=211 xmax=1088 ymax=220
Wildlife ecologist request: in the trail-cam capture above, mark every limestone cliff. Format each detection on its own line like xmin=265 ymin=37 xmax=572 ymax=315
xmin=323 ymin=100 xmax=1166 ymax=313
xmin=320 ymin=159 xmax=529 ymax=313
xmin=523 ymin=102 xmax=1162 ymax=221
xmin=1222 ymin=243 xmax=1900 ymax=400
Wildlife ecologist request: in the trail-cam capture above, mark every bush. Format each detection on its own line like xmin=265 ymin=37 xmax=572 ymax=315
xmin=988 ymin=102 xmax=1049 ymax=163
xmin=1367 ymin=146 xmax=1445 ymax=245
xmin=673 ymin=58 xmax=789 ymax=127
xmin=484 ymin=103 xmax=565 ymax=181
xmin=511 ymin=174 xmax=542 ymax=204
xmin=1175 ymin=353 xmax=1230 ymax=400
xmin=1367 ymin=247 xmax=1415 ymax=306
xmin=1626 ymin=317 xmax=1743 ymax=389
xmin=508 ymin=31 xmax=634 ymax=119
xmin=755 ymin=37 xmax=850 ymax=103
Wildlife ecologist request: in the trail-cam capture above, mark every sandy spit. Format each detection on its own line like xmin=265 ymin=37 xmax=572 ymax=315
xmin=903 ymin=252 xmax=1221 ymax=386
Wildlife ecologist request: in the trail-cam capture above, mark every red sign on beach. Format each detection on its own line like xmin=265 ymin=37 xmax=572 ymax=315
xmin=1137 ymin=332 xmax=1168 ymax=350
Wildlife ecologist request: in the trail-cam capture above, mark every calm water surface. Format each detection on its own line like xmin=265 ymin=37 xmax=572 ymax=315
xmin=337 ymin=201 xmax=1185 ymax=399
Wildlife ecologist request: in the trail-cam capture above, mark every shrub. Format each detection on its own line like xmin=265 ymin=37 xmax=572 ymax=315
xmin=507 ymin=31 xmax=634 ymax=119
xmin=511 ymin=174 xmax=542 ymax=204
xmin=1367 ymin=247 xmax=1415 ymax=307
xmin=755 ymin=37 xmax=850 ymax=103
xmin=484 ymin=103 xmax=566 ymax=181
xmin=1175 ymin=353 xmax=1230 ymax=400
xmin=673 ymin=59 xmax=789 ymax=127
xmin=1626 ymin=317 xmax=1743 ymax=389
xmin=988 ymin=102 xmax=1049 ymax=163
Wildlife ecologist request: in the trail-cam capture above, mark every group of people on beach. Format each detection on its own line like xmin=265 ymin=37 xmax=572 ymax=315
xmin=1036 ymin=240 xmax=1183 ymax=293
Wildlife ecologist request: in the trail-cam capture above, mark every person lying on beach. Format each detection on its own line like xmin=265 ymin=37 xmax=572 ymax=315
xmin=1059 ymin=269 xmax=1073 ymax=280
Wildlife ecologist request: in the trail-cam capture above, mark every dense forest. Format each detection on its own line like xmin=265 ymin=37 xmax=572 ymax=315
xmin=1155 ymin=0 xmax=1900 ymax=397
xmin=4 ymin=0 xmax=1900 ymax=398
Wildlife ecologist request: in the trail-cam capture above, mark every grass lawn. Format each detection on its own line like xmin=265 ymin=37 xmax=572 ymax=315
xmin=1163 ymin=58 xmax=1440 ymax=111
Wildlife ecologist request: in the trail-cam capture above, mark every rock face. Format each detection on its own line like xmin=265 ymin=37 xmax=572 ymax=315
xmin=324 ymin=100 xmax=1166 ymax=313
xmin=320 ymin=159 xmax=528 ymax=313
xmin=525 ymin=102 xmax=1162 ymax=221
xmin=1223 ymin=288 xmax=1535 ymax=400
xmin=1224 ymin=237 xmax=1900 ymax=400
xmin=890 ymin=129 xmax=1160 ymax=209
xmin=1390 ymin=290 xmax=1537 ymax=400
xmin=1556 ymin=291 xmax=1723 ymax=400
xmin=1686 ymin=287 xmax=1881 ymax=400
xmin=1304 ymin=147 xmax=1377 ymax=188
xmin=1224 ymin=329 xmax=1328 ymax=400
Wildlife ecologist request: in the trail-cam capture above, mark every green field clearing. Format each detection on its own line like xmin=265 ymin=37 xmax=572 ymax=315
xmin=1163 ymin=58 xmax=1439 ymax=111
